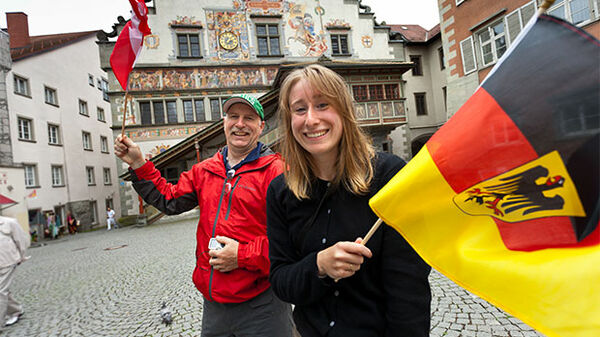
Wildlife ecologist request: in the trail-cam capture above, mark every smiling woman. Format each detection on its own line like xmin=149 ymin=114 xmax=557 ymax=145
xmin=266 ymin=65 xmax=432 ymax=337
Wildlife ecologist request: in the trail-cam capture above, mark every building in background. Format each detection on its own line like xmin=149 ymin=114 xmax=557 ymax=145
xmin=98 ymin=0 xmax=423 ymax=217
xmin=2 ymin=12 xmax=121 ymax=236
xmin=388 ymin=24 xmax=448 ymax=157
xmin=439 ymin=0 xmax=599 ymax=116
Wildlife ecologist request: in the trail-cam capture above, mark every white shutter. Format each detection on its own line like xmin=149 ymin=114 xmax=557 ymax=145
xmin=594 ymin=0 xmax=600 ymax=20
xmin=520 ymin=1 xmax=536 ymax=26
xmin=460 ymin=36 xmax=477 ymax=75
xmin=505 ymin=10 xmax=523 ymax=44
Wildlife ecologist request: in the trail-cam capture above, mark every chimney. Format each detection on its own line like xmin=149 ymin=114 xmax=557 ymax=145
xmin=6 ymin=12 xmax=30 ymax=49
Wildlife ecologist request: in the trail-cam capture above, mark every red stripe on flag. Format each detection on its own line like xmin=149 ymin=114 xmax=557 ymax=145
xmin=427 ymin=87 xmax=586 ymax=250
xmin=428 ymin=87 xmax=537 ymax=192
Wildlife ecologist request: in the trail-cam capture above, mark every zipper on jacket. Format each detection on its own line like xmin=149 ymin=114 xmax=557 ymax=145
xmin=208 ymin=178 xmax=229 ymax=302
xmin=224 ymin=176 xmax=241 ymax=220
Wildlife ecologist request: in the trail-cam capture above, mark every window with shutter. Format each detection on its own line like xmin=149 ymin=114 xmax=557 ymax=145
xmin=460 ymin=36 xmax=477 ymax=75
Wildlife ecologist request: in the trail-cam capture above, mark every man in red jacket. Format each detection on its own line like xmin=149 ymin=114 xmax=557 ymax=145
xmin=115 ymin=94 xmax=293 ymax=336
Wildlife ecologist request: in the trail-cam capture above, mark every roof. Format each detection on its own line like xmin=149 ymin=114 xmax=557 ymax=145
xmin=10 ymin=30 xmax=98 ymax=61
xmin=389 ymin=24 xmax=441 ymax=43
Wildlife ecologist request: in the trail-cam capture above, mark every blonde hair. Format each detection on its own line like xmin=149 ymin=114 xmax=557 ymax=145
xmin=278 ymin=64 xmax=375 ymax=199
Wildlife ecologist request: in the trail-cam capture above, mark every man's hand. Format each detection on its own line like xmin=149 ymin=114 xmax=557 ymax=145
xmin=316 ymin=238 xmax=372 ymax=280
xmin=114 ymin=135 xmax=146 ymax=169
xmin=208 ymin=236 xmax=239 ymax=273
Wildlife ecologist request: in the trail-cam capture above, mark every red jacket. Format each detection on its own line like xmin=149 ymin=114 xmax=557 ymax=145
xmin=131 ymin=145 xmax=283 ymax=303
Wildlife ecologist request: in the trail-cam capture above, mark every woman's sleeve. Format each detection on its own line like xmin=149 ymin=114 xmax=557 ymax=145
xmin=377 ymin=153 xmax=432 ymax=336
xmin=267 ymin=181 xmax=333 ymax=305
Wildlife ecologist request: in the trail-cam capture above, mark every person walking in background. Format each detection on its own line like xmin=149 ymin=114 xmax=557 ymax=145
xmin=0 ymin=216 xmax=30 ymax=330
xmin=267 ymin=65 xmax=431 ymax=337
xmin=106 ymin=207 xmax=118 ymax=230
xmin=114 ymin=94 xmax=294 ymax=336
xmin=67 ymin=212 xmax=78 ymax=234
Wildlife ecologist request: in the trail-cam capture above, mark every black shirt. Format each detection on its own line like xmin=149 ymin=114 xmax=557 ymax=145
xmin=267 ymin=152 xmax=431 ymax=337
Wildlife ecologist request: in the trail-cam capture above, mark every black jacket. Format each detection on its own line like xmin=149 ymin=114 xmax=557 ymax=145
xmin=267 ymin=152 xmax=431 ymax=337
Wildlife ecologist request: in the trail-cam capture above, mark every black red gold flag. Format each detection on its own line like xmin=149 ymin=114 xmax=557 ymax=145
xmin=370 ymin=14 xmax=599 ymax=337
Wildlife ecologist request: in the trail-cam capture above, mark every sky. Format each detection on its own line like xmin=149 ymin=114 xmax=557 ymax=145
xmin=0 ymin=0 xmax=440 ymax=36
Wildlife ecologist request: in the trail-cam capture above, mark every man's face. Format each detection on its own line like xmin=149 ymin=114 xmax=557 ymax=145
xmin=223 ymin=103 xmax=264 ymax=154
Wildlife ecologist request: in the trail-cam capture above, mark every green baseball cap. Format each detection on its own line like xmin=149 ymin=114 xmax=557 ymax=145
xmin=223 ymin=94 xmax=264 ymax=120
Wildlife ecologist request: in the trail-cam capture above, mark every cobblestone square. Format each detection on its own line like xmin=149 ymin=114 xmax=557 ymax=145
xmin=5 ymin=219 xmax=545 ymax=336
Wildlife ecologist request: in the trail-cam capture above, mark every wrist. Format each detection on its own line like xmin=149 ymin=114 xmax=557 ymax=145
xmin=130 ymin=159 xmax=146 ymax=170
xmin=316 ymin=251 xmax=327 ymax=277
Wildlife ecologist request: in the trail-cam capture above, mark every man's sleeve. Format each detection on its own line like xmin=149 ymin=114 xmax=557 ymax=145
xmin=131 ymin=161 xmax=198 ymax=215
xmin=11 ymin=219 xmax=31 ymax=258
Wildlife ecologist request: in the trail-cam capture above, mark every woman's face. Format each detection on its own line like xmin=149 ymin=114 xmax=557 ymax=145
xmin=289 ymin=79 xmax=343 ymax=164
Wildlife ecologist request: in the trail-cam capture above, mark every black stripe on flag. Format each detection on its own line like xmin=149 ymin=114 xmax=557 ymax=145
xmin=481 ymin=15 xmax=599 ymax=241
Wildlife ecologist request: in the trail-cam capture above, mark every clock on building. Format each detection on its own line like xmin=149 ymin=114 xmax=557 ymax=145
xmin=219 ymin=31 xmax=239 ymax=50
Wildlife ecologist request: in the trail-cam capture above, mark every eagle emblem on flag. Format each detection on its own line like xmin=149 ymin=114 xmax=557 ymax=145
xmin=454 ymin=151 xmax=586 ymax=222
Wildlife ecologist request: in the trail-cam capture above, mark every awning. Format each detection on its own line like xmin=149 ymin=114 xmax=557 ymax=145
xmin=0 ymin=194 xmax=17 ymax=205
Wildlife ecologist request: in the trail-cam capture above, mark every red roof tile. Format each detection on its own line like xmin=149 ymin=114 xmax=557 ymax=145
xmin=10 ymin=30 xmax=98 ymax=61
xmin=389 ymin=23 xmax=441 ymax=43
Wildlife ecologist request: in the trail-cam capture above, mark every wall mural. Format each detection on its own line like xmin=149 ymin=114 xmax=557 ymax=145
xmin=126 ymin=126 xmax=207 ymax=141
xmin=146 ymin=143 xmax=172 ymax=160
xmin=206 ymin=10 xmax=250 ymax=61
xmin=127 ymin=66 xmax=278 ymax=91
xmin=115 ymin=96 xmax=136 ymax=125
xmin=325 ymin=19 xmax=350 ymax=29
xmin=169 ymin=16 xmax=203 ymax=26
xmin=234 ymin=0 xmax=284 ymax=15
xmin=286 ymin=1 xmax=328 ymax=56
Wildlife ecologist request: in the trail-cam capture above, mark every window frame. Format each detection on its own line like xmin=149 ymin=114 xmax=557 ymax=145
xmin=18 ymin=117 xmax=34 ymax=141
xmin=352 ymin=83 xmax=400 ymax=102
xmin=414 ymin=92 xmax=428 ymax=116
xmin=477 ymin=20 xmax=508 ymax=67
xmin=547 ymin=0 xmax=596 ymax=26
xmin=82 ymin=131 xmax=93 ymax=151
xmin=438 ymin=47 xmax=446 ymax=70
xmin=48 ymin=123 xmax=61 ymax=146
xmin=410 ymin=55 xmax=424 ymax=76
xmin=97 ymin=107 xmax=106 ymax=122
xmin=88 ymin=74 xmax=95 ymax=86
xmin=177 ymin=33 xmax=202 ymax=58
xmin=100 ymin=136 xmax=109 ymax=153
xmin=182 ymin=98 xmax=206 ymax=122
xmin=44 ymin=86 xmax=58 ymax=106
xmin=79 ymin=99 xmax=89 ymax=116
xmin=13 ymin=74 xmax=30 ymax=97
xmin=86 ymin=166 xmax=96 ymax=186
xmin=330 ymin=33 xmax=350 ymax=56
xmin=24 ymin=164 xmax=38 ymax=188
xmin=209 ymin=97 xmax=225 ymax=120
xmin=256 ymin=23 xmax=282 ymax=57
xmin=103 ymin=167 xmax=112 ymax=185
xmin=51 ymin=165 xmax=64 ymax=187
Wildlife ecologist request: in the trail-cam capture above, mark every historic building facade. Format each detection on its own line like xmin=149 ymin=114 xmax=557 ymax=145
xmin=438 ymin=0 xmax=600 ymax=116
xmin=98 ymin=0 xmax=420 ymax=216
xmin=3 ymin=13 xmax=121 ymax=235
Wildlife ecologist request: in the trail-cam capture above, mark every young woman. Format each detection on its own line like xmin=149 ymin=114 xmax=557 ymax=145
xmin=267 ymin=64 xmax=431 ymax=337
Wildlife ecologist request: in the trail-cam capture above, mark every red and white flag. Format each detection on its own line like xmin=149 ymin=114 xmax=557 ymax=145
xmin=109 ymin=0 xmax=152 ymax=90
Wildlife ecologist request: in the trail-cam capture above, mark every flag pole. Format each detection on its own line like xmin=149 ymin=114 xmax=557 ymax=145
xmin=361 ymin=218 xmax=383 ymax=246
xmin=536 ymin=0 xmax=556 ymax=16
xmin=120 ymin=91 xmax=130 ymax=138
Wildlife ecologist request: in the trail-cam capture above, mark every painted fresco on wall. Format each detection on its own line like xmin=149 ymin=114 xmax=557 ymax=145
xmin=146 ymin=144 xmax=172 ymax=160
xmin=126 ymin=126 xmax=207 ymax=141
xmin=234 ymin=0 xmax=284 ymax=15
xmin=169 ymin=16 xmax=203 ymax=26
xmin=206 ymin=10 xmax=250 ymax=61
xmin=286 ymin=2 xmax=327 ymax=56
xmin=361 ymin=35 xmax=373 ymax=48
xmin=129 ymin=70 xmax=162 ymax=91
xmin=325 ymin=19 xmax=350 ymax=29
xmin=128 ymin=66 xmax=277 ymax=91
xmin=115 ymin=96 xmax=136 ymax=125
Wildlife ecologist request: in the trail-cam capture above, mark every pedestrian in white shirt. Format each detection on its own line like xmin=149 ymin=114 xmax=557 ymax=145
xmin=106 ymin=207 xmax=119 ymax=230
xmin=0 ymin=216 xmax=30 ymax=330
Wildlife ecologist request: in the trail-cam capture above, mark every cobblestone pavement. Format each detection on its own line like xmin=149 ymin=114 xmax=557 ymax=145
xmin=4 ymin=218 xmax=545 ymax=337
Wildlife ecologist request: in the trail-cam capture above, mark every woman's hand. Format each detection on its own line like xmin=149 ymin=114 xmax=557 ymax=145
xmin=316 ymin=238 xmax=372 ymax=280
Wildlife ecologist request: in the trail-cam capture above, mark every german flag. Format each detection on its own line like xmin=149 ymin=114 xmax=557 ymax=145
xmin=370 ymin=15 xmax=599 ymax=337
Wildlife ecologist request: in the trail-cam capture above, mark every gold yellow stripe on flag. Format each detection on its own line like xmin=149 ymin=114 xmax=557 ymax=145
xmin=369 ymin=146 xmax=600 ymax=337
